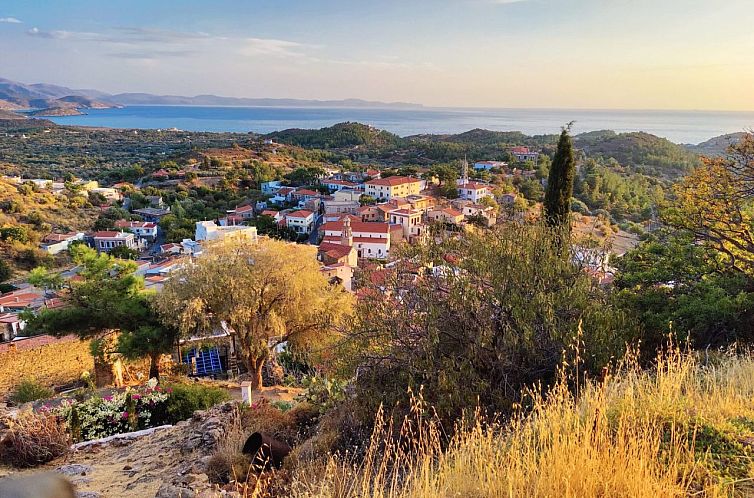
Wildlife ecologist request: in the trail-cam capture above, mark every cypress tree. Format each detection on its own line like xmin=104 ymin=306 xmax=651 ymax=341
xmin=544 ymin=126 xmax=576 ymax=228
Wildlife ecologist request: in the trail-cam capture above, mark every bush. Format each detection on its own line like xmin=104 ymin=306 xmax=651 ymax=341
xmin=164 ymin=383 xmax=231 ymax=422
xmin=10 ymin=379 xmax=54 ymax=404
xmin=56 ymin=381 xmax=170 ymax=441
xmin=0 ymin=412 xmax=70 ymax=467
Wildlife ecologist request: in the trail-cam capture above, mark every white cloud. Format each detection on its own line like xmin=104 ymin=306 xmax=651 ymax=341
xmin=239 ymin=38 xmax=310 ymax=58
xmin=0 ymin=17 xmax=22 ymax=23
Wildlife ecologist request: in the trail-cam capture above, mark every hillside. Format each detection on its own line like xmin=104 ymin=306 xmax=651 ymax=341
xmin=408 ymin=128 xmax=558 ymax=147
xmin=264 ymin=122 xmax=404 ymax=149
xmin=0 ymin=77 xmax=116 ymax=110
xmin=575 ymin=130 xmax=701 ymax=178
xmin=685 ymin=132 xmax=746 ymax=157
xmin=0 ymin=109 xmax=25 ymax=120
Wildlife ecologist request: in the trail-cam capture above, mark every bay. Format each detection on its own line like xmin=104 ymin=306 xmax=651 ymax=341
xmin=45 ymin=105 xmax=754 ymax=145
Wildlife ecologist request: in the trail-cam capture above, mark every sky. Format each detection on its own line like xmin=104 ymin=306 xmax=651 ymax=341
xmin=0 ymin=0 xmax=752 ymax=110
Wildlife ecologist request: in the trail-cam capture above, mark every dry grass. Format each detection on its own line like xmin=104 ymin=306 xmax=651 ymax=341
xmin=0 ymin=411 xmax=71 ymax=467
xmin=280 ymin=347 xmax=754 ymax=498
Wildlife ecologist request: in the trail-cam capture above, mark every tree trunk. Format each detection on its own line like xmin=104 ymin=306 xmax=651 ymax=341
xmin=249 ymin=356 xmax=264 ymax=390
xmin=149 ymin=353 xmax=160 ymax=381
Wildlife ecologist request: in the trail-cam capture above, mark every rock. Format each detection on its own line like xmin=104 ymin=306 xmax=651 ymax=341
xmin=77 ymin=492 xmax=102 ymax=498
xmin=56 ymin=464 xmax=93 ymax=477
xmin=123 ymin=465 xmax=133 ymax=471
xmin=155 ymin=482 xmax=196 ymax=498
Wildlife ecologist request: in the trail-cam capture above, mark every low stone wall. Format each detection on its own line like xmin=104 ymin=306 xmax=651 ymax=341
xmin=0 ymin=335 xmax=94 ymax=397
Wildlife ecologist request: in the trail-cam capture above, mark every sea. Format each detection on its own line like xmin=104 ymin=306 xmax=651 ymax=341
xmin=45 ymin=106 xmax=754 ymax=145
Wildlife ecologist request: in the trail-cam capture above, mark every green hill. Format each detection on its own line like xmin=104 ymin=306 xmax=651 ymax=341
xmin=264 ymin=122 xmax=403 ymax=149
xmin=575 ymin=131 xmax=700 ymax=178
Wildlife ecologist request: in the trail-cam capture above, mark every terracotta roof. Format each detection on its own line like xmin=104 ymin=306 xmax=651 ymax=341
xmin=0 ymin=334 xmax=79 ymax=354
xmin=318 ymin=242 xmax=353 ymax=260
xmin=277 ymin=187 xmax=295 ymax=195
xmin=0 ymin=313 xmax=21 ymax=324
xmin=366 ymin=176 xmax=421 ymax=187
xmin=286 ymin=210 xmax=314 ymax=219
xmin=93 ymin=231 xmax=132 ymax=238
xmin=235 ymin=205 xmax=254 ymax=213
xmin=321 ymin=220 xmax=390 ymax=234
xmin=510 ymin=146 xmax=530 ymax=154
xmin=389 ymin=208 xmax=420 ymax=216
xmin=115 ymin=220 xmax=156 ymax=229
xmin=0 ymin=292 xmax=44 ymax=308
xmin=295 ymin=189 xmax=320 ymax=196
xmin=261 ymin=210 xmax=280 ymax=217
xmin=323 ymin=179 xmax=357 ymax=187
xmin=43 ymin=232 xmax=80 ymax=243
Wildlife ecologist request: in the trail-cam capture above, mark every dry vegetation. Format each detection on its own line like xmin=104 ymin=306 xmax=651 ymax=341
xmin=221 ymin=347 xmax=754 ymax=498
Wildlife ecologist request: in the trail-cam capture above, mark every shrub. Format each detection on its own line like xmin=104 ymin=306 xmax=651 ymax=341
xmin=164 ymin=383 xmax=231 ymax=422
xmin=56 ymin=381 xmax=170 ymax=441
xmin=0 ymin=412 xmax=70 ymax=467
xmin=10 ymin=378 xmax=54 ymax=404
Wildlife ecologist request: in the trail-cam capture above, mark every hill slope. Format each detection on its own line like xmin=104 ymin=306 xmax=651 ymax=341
xmin=575 ymin=130 xmax=701 ymax=177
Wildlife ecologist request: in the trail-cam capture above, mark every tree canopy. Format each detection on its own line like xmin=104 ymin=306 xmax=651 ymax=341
xmin=155 ymin=237 xmax=353 ymax=388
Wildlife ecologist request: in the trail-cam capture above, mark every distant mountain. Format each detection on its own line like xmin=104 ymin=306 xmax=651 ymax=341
xmin=684 ymin=132 xmax=746 ymax=157
xmin=0 ymin=76 xmax=424 ymax=110
xmin=107 ymin=92 xmax=423 ymax=109
xmin=0 ymin=77 xmax=118 ymax=111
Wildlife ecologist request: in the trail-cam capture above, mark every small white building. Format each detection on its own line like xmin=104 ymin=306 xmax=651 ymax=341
xmin=93 ymin=231 xmax=138 ymax=253
xmin=195 ymin=221 xmax=258 ymax=243
xmin=285 ymin=210 xmax=316 ymax=235
xmin=510 ymin=146 xmax=540 ymax=163
xmin=457 ymin=181 xmax=493 ymax=203
xmin=261 ymin=180 xmax=283 ymax=194
xmin=115 ymin=220 xmax=158 ymax=240
xmin=474 ymin=161 xmax=507 ymax=171
xmin=40 ymin=232 xmax=84 ymax=255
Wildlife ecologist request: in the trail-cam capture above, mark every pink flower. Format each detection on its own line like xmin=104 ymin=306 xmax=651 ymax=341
xmin=166 ymin=387 xmax=173 ymax=393
xmin=104 ymin=396 xmax=113 ymax=402
xmin=132 ymin=394 xmax=141 ymax=400
xmin=121 ymin=411 xmax=129 ymax=420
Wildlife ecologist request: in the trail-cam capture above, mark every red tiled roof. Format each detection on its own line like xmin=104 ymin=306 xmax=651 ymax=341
xmin=261 ymin=210 xmax=279 ymax=217
xmin=318 ymin=242 xmax=353 ymax=260
xmin=286 ymin=210 xmax=314 ymax=219
xmin=0 ymin=334 xmax=80 ymax=354
xmin=295 ymin=189 xmax=320 ymax=196
xmin=235 ymin=205 xmax=254 ymax=213
xmin=366 ymin=176 xmax=420 ymax=187
xmin=510 ymin=146 xmax=530 ymax=154
xmin=115 ymin=220 xmax=156 ymax=229
xmin=321 ymin=220 xmax=390 ymax=234
xmin=0 ymin=292 xmax=43 ymax=308
xmin=324 ymin=179 xmax=357 ymax=187
xmin=43 ymin=232 xmax=79 ymax=243
xmin=93 ymin=231 xmax=122 ymax=238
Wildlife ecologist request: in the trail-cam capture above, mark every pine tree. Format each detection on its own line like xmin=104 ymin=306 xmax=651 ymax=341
xmin=544 ymin=126 xmax=576 ymax=228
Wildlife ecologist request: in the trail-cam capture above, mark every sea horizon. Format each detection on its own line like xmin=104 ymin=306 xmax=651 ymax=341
xmin=44 ymin=105 xmax=754 ymax=145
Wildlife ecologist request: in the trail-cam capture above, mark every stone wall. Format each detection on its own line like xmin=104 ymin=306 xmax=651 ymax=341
xmin=0 ymin=335 xmax=94 ymax=397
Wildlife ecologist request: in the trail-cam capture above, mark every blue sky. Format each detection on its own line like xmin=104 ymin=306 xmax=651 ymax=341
xmin=1 ymin=0 xmax=752 ymax=110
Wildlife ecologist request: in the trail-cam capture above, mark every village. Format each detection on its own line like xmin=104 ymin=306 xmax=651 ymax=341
xmin=0 ymin=145 xmax=568 ymax=358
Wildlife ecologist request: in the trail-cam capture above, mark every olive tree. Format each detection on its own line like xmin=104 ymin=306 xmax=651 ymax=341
xmin=155 ymin=237 xmax=353 ymax=389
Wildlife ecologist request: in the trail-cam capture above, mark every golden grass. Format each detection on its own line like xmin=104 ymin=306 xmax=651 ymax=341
xmin=280 ymin=347 xmax=754 ymax=498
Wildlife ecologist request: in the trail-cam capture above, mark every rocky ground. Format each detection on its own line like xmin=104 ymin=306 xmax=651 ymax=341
xmin=0 ymin=386 xmax=304 ymax=498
